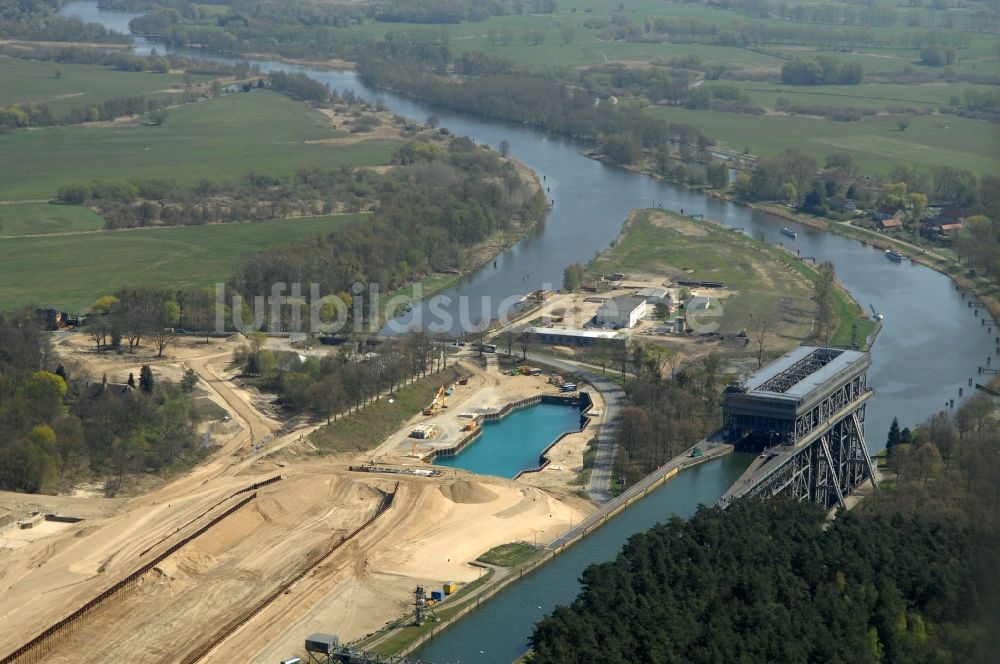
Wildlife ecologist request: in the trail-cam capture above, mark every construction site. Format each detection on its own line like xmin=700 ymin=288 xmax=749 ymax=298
xmin=0 ymin=333 xmax=597 ymax=664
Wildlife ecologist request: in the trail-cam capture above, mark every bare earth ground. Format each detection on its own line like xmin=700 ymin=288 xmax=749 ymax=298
xmin=0 ymin=335 xmax=591 ymax=662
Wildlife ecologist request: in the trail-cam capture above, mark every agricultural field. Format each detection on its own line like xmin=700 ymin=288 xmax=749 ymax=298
xmin=644 ymin=106 xmax=996 ymax=177
xmin=0 ymin=214 xmax=363 ymax=311
xmin=0 ymin=202 xmax=104 ymax=237
xmin=0 ymin=89 xmax=401 ymax=201
xmin=0 ymin=55 xmax=214 ymax=113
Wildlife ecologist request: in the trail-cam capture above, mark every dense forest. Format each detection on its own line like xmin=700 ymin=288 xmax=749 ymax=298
xmin=226 ymin=134 xmax=547 ymax=329
xmin=0 ymin=311 xmax=204 ymax=495
xmin=528 ymin=399 xmax=1000 ymax=663
xmin=528 ymin=499 xmax=993 ymax=663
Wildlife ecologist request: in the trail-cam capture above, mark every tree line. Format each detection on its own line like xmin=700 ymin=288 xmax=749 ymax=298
xmin=0 ymin=93 xmax=183 ymax=134
xmin=232 ymin=331 xmax=448 ymax=421
xmin=0 ymin=311 xmax=204 ymax=495
xmin=228 ymin=136 xmax=547 ymax=331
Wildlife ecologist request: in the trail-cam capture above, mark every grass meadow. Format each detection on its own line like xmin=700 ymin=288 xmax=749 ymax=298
xmin=0 ymin=90 xmax=401 ymax=201
xmin=0 ymin=55 xmax=215 ymax=113
xmin=0 ymin=214 xmax=364 ymax=311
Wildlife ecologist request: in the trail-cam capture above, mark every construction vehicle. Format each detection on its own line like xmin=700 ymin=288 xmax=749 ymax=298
xmin=423 ymin=386 xmax=446 ymax=415
xmin=690 ymin=446 xmax=704 ymax=458
xmin=462 ymin=419 xmax=479 ymax=432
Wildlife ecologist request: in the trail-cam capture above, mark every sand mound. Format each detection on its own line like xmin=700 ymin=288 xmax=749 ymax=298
xmin=438 ymin=479 xmax=498 ymax=504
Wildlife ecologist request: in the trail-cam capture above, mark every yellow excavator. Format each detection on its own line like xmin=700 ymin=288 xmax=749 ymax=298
xmin=423 ymin=386 xmax=446 ymax=415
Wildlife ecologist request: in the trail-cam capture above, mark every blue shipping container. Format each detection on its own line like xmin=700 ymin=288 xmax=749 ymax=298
xmin=431 ymin=590 xmax=444 ymax=601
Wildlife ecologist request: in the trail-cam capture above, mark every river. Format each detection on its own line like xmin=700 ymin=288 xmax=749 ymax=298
xmin=53 ymin=5 xmax=998 ymax=660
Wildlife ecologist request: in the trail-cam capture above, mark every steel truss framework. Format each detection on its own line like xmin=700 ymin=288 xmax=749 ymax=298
xmin=759 ymin=347 xmax=841 ymax=394
xmin=307 ymin=649 xmax=433 ymax=664
xmin=740 ymin=403 xmax=877 ymax=509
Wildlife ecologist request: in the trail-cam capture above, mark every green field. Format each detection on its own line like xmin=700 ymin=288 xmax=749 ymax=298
xmin=0 ymin=203 xmax=104 ymax=236
xmin=0 ymin=90 xmax=401 ymax=200
xmin=589 ymin=209 xmax=818 ymax=344
xmin=476 ymin=542 xmax=543 ymax=567
xmin=588 ymin=209 xmax=874 ymax=349
xmin=0 ymin=214 xmax=363 ymax=311
xmin=309 ymin=367 xmax=462 ymax=454
xmin=644 ymin=105 xmax=997 ymax=177
xmin=731 ymin=81 xmax=998 ymax=113
xmin=0 ymin=55 xmax=214 ymax=113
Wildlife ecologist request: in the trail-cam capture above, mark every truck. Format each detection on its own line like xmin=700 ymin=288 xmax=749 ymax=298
xmin=561 ymin=383 xmax=577 ymax=392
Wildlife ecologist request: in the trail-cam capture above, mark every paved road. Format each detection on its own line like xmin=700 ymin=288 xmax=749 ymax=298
xmin=523 ymin=352 xmax=625 ymax=503
xmin=548 ymin=440 xmax=732 ymax=550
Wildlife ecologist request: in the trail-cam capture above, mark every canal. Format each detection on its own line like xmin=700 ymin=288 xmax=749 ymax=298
xmin=52 ymin=6 xmax=999 ymax=660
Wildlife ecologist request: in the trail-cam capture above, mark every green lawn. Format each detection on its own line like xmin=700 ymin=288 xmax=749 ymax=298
xmin=643 ymin=105 xmax=998 ymax=177
xmin=0 ymin=55 xmax=214 ymax=114
xmin=476 ymin=542 xmax=542 ymax=567
xmin=0 ymin=203 xmax=104 ymax=236
xmin=0 ymin=90 xmax=401 ymax=200
xmin=589 ymin=209 xmax=817 ymax=342
xmin=309 ymin=367 xmax=463 ymax=454
xmin=588 ymin=209 xmax=873 ymax=348
xmin=0 ymin=214 xmax=363 ymax=311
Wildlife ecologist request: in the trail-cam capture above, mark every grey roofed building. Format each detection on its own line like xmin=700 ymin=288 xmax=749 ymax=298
xmin=594 ymin=296 xmax=647 ymax=328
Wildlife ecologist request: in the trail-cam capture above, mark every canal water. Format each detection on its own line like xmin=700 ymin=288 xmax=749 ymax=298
xmin=433 ymin=403 xmax=581 ymax=479
xmin=50 ymin=6 xmax=999 ymax=660
xmin=418 ymin=453 xmax=754 ymax=663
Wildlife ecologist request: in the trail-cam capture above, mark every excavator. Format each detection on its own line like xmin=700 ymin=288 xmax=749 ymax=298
xmin=423 ymin=386 xmax=446 ymax=416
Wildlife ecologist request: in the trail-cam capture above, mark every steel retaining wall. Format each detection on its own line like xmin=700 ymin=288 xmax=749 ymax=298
xmin=424 ymin=393 xmax=588 ymax=466
xmin=179 ymin=482 xmax=400 ymax=664
xmin=139 ymin=475 xmax=284 ymax=557
xmin=1 ymin=492 xmax=260 ymax=664
xmin=513 ymin=392 xmax=594 ymax=481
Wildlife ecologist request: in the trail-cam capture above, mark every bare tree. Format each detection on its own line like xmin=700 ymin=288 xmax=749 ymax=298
xmin=519 ymin=329 xmax=533 ymax=360
xmin=754 ymin=318 xmax=772 ymax=369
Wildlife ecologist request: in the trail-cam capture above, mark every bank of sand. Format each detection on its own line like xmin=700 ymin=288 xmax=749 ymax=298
xmin=0 ymin=464 xmax=580 ymax=663
xmin=0 ymin=336 xmax=594 ymax=663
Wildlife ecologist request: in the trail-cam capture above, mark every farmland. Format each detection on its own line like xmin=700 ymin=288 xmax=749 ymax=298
xmin=643 ymin=105 xmax=996 ymax=177
xmin=0 ymin=89 xmax=400 ymax=201
xmin=0 ymin=214 xmax=364 ymax=311
xmin=0 ymin=54 xmax=213 ymax=113
xmin=0 ymin=202 xmax=104 ymax=237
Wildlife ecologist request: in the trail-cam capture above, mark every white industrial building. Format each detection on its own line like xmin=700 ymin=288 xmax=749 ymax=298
xmin=594 ymin=296 xmax=647 ymax=329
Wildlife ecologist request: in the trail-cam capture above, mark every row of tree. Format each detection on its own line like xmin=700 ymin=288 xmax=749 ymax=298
xmin=232 ymin=331 xmax=448 ymax=421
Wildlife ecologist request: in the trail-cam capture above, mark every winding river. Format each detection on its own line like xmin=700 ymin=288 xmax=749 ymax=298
xmin=53 ymin=5 xmax=999 ymax=660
